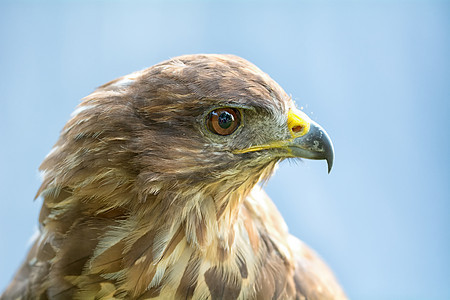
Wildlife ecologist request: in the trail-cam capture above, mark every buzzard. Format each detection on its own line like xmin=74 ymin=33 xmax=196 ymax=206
xmin=2 ymin=54 xmax=346 ymax=299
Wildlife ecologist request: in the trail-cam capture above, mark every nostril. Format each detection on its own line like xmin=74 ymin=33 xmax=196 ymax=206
xmin=292 ymin=125 xmax=304 ymax=133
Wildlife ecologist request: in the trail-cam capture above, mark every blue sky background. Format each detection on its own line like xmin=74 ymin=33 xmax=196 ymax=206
xmin=0 ymin=1 xmax=449 ymax=299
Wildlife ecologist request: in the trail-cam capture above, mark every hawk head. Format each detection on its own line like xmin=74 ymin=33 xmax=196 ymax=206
xmin=41 ymin=54 xmax=333 ymax=205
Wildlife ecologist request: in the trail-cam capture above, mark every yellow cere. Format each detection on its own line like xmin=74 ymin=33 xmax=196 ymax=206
xmin=287 ymin=108 xmax=311 ymax=138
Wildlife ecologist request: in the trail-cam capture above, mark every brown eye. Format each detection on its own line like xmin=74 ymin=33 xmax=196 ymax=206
xmin=207 ymin=108 xmax=241 ymax=135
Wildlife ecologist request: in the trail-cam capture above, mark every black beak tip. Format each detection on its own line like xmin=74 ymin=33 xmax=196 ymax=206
xmin=323 ymin=129 xmax=334 ymax=174
xmin=327 ymin=155 xmax=333 ymax=174
xmin=326 ymin=139 xmax=334 ymax=174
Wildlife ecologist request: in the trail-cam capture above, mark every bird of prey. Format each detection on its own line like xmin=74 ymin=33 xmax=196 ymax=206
xmin=2 ymin=54 xmax=346 ymax=299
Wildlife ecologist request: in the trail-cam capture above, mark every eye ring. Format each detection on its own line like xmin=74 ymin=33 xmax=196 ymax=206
xmin=207 ymin=108 xmax=241 ymax=136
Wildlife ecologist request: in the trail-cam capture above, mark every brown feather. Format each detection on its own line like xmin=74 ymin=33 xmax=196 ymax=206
xmin=175 ymin=252 xmax=201 ymax=300
xmin=204 ymin=266 xmax=242 ymax=300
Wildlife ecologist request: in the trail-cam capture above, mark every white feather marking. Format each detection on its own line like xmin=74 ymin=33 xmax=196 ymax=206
xmin=27 ymin=226 xmax=40 ymax=246
xmin=38 ymin=170 xmax=48 ymax=181
xmin=149 ymin=261 xmax=167 ymax=288
xmin=110 ymin=70 xmax=143 ymax=88
xmin=70 ymin=105 xmax=96 ymax=117
xmin=44 ymin=145 xmax=60 ymax=159
xmin=156 ymin=247 xmax=191 ymax=298
xmin=112 ymin=76 xmax=136 ymax=88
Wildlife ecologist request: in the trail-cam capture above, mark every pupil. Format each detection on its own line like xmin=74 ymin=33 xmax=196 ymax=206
xmin=218 ymin=111 xmax=233 ymax=129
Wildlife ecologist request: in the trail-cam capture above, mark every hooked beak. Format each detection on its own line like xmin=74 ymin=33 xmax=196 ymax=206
xmin=287 ymin=119 xmax=334 ymax=173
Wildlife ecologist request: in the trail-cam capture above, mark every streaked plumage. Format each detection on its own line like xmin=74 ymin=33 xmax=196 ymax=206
xmin=2 ymin=54 xmax=346 ymax=299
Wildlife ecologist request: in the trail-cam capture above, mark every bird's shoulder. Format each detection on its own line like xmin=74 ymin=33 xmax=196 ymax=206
xmin=243 ymin=187 xmax=347 ymax=300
